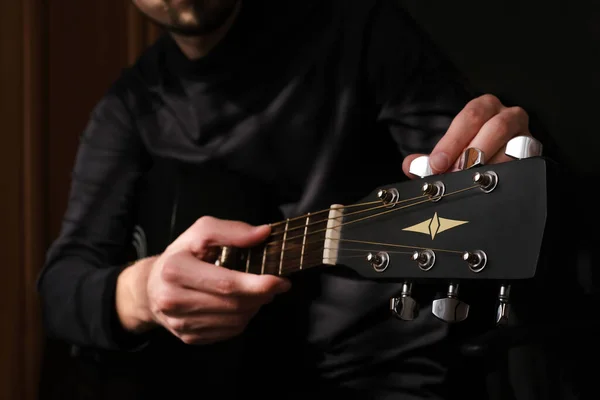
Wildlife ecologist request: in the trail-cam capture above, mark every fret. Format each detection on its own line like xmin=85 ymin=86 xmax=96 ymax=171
xmin=261 ymin=245 xmax=267 ymax=275
xmin=294 ymin=214 xmax=328 ymax=272
xmin=243 ymin=207 xmax=340 ymax=276
xmin=245 ymin=248 xmax=251 ymax=273
xmin=278 ymin=219 xmax=289 ymax=275
xmin=281 ymin=217 xmax=312 ymax=274
xmin=300 ymin=213 xmax=310 ymax=270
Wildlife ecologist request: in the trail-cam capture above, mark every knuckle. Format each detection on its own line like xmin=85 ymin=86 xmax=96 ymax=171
xmin=478 ymin=93 xmax=502 ymax=109
xmin=224 ymin=296 xmax=243 ymax=312
xmin=214 ymin=278 xmax=236 ymax=296
xmin=160 ymin=257 xmax=181 ymax=283
xmin=461 ymin=104 xmax=489 ymax=127
xmin=167 ymin=317 xmax=188 ymax=333
xmin=194 ymin=215 xmax=215 ymax=231
xmin=506 ymin=106 xmax=530 ymax=125
xmin=180 ymin=334 xmax=203 ymax=345
xmin=486 ymin=115 xmax=512 ymax=140
xmin=154 ymin=290 xmax=177 ymax=312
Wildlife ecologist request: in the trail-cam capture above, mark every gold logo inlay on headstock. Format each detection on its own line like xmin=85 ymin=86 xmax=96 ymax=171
xmin=402 ymin=212 xmax=468 ymax=240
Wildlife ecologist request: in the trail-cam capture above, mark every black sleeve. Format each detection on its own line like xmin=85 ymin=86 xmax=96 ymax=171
xmin=37 ymin=80 xmax=150 ymax=350
xmin=366 ymin=0 xmax=475 ymax=156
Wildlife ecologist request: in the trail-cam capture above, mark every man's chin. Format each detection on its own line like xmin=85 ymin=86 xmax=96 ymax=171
xmin=166 ymin=24 xmax=215 ymax=37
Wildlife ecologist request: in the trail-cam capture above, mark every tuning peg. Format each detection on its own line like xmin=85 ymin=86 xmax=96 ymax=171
xmin=408 ymin=155 xmax=433 ymax=178
xmin=495 ymin=284 xmax=511 ymax=326
xmin=505 ymin=135 xmax=543 ymax=159
xmin=458 ymin=147 xmax=485 ymax=170
xmin=432 ymin=283 xmax=470 ymax=323
xmin=390 ymin=282 xmax=419 ymax=321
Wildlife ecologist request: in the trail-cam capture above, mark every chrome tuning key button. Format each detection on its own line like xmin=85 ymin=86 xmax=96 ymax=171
xmin=412 ymin=249 xmax=436 ymax=271
xmin=473 ymin=171 xmax=498 ymax=193
xmin=408 ymin=155 xmax=434 ymax=178
xmin=496 ymin=284 xmax=511 ymax=326
xmin=390 ymin=281 xmax=419 ymax=321
xmin=505 ymin=135 xmax=543 ymax=159
xmin=458 ymin=147 xmax=485 ymax=170
xmin=432 ymin=283 xmax=470 ymax=323
xmin=463 ymin=250 xmax=488 ymax=273
xmin=366 ymin=251 xmax=389 ymax=273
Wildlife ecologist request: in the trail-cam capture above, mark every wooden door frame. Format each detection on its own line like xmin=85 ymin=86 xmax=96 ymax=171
xmin=0 ymin=1 xmax=159 ymax=399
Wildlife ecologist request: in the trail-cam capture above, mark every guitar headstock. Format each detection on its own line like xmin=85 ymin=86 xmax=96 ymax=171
xmin=331 ymin=139 xmax=548 ymax=324
xmin=337 ymin=156 xmax=548 ymax=282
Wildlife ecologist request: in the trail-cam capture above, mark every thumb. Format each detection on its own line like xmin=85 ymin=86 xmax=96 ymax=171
xmin=236 ymin=272 xmax=292 ymax=296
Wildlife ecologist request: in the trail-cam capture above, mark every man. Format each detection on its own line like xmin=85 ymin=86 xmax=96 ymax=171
xmin=37 ymin=0 xmax=537 ymax=398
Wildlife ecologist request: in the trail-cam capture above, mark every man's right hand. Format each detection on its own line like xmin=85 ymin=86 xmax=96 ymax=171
xmin=116 ymin=216 xmax=291 ymax=345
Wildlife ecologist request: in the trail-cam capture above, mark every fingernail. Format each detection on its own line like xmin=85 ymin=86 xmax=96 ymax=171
xmin=429 ymin=152 xmax=450 ymax=172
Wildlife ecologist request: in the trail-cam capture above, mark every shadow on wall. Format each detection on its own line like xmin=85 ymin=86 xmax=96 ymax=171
xmin=400 ymin=0 xmax=600 ymax=177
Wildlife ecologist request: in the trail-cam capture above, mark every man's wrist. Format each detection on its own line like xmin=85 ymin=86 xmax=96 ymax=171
xmin=116 ymin=256 xmax=157 ymax=334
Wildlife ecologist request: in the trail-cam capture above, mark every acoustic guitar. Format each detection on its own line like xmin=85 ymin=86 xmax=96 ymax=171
xmin=189 ymin=136 xmax=556 ymax=329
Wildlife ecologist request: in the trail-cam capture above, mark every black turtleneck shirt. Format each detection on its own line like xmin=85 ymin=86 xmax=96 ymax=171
xmin=37 ymin=0 xmax=479 ymax=398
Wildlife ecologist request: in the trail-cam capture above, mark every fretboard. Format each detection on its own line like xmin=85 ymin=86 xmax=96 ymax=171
xmin=240 ymin=205 xmax=344 ymax=276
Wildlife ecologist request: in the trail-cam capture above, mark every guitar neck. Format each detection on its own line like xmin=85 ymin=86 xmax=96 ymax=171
xmin=217 ymin=206 xmax=345 ymax=275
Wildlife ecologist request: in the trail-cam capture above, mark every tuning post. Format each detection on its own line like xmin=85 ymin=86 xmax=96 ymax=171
xmin=411 ymin=249 xmax=436 ymax=271
xmin=472 ymin=171 xmax=498 ymax=193
xmin=366 ymin=251 xmax=389 ymax=272
xmin=390 ymin=281 xmax=419 ymax=321
xmin=463 ymin=250 xmax=488 ymax=273
xmin=421 ymin=181 xmax=445 ymax=202
xmin=496 ymin=284 xmax=511 ymax=326
xmin=377 ymin=188 xmax=399 ymax=208
xmin=432 ymin=282 xmax=470 ymax=323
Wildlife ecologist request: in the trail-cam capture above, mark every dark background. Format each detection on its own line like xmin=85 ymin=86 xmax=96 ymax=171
xmin=402 ymin=0 xmax=600 ymax=176
xmin=0 ymin=1 xmax=597 ymax=399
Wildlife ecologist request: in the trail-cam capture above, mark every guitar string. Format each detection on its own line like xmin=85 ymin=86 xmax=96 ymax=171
xmin=262 ymin=184 xmax=479 ymax=250
xmin=233 ymin=184 xmax=478 ymax=274
xmin=265 ymin=239 xmax=462 ymax=275
xmin=268 ymin=191 xmax=426 ymax=228
xmin=276 ymin=247 xmax=414 ymax=275
xmin=268 ymin=192 xmax=428 ymax=235
xmin=273 ymin=240 xmax=462 ymax=275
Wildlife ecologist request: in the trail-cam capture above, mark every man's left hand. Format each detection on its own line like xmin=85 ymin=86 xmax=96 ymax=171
xmin=402 ymin=94 xmax=533 ymax=178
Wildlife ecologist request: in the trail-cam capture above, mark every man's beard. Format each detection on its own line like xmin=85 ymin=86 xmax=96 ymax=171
xmin=154 ymin=0 xmax=239 ymax=36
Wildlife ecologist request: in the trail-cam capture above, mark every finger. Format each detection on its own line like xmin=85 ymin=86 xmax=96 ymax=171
xmin=152 ymin=284 xmax=269 ymax=316
xmin=160 ymin=251 xmax=291 ymax=297
xmin=178 ymin=327 xmax=245 ymax=345
xmin=463 ymin=106 xmax=530 ymax=165
xmin=163 ymin=313 xmax=250 ymax=335
xmin=168 ymin=216 xmax=271 ymax=257
xmin=429 ymin=94 xmax=503 ymax=174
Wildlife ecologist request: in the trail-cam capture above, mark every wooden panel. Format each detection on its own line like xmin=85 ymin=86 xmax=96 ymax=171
xmin=0 ymin=1 xmax=161 ymax=399
xmin=22 ymin=1 xmax=46 ymax=399
xmin=38 ymin=2 xmax=161 ymax=399
xmin=46 ymin=0 xmax=131 ymax=239
xmin=0 ymin=2 xmax=26 ymax=399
